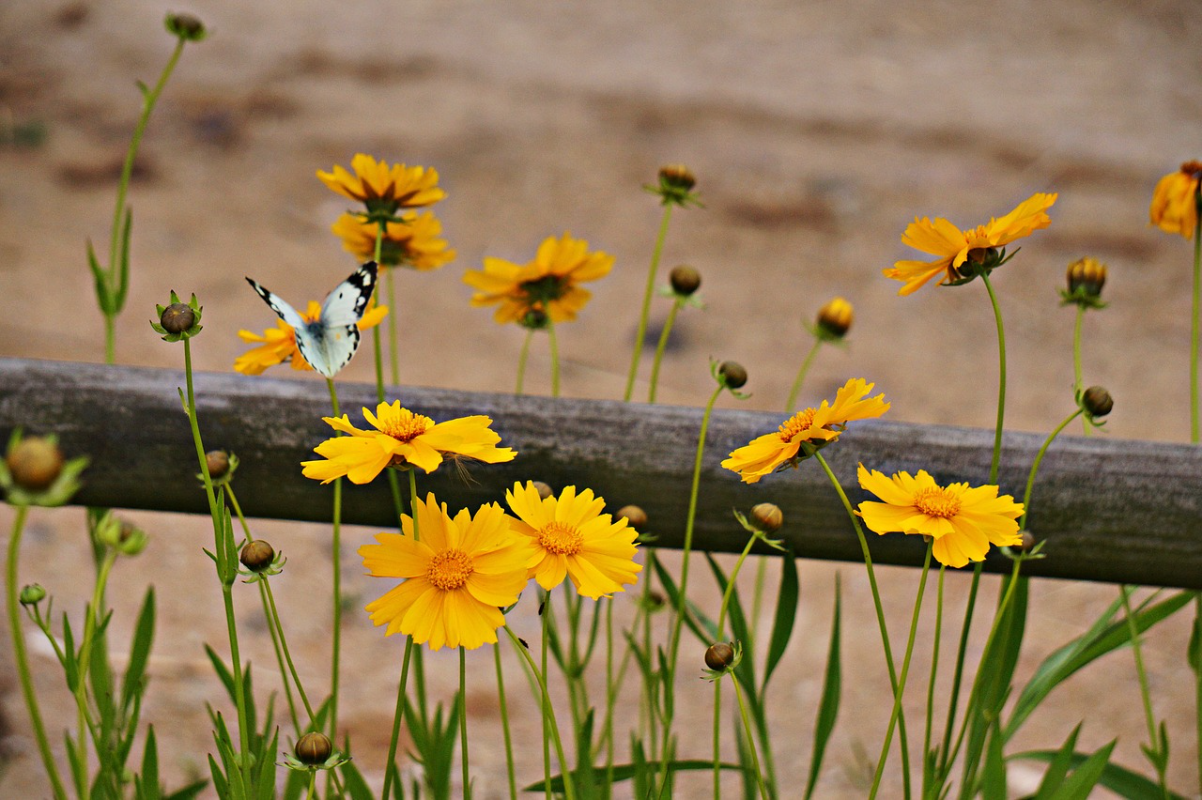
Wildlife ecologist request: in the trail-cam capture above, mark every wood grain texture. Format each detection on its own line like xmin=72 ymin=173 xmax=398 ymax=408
xmin=2 ymin=357 xmax=1199 ymax=588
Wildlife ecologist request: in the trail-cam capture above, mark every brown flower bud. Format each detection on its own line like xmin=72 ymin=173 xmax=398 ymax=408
xmin=616 ymin=505 xmax=648 ymax=528
xmin=669 ymin=265 xmax=701 ymax=296
xmin=206 ymin=450 xmax=230 ymax=479
xmin=1019 ymin=531 xmax=1036 ymax=553
xmin=1066 ymin=257 xmax=1106 ymax=298
xmin=294 ymin=732 xmax=332 ymax=766
xmin=658 ymin=164 xmax=696 ymax=192
xmin=1082 ymin=386 xmax=1113 ymax=418
xmin=160 ymin=303 xmax=195 ymax=334
xmin=816 ymin=297 xmax=853 ymax=339
xmin=718 ymin=361 xmax=747 ymax=389
xmin=7 ymin=437 xmax=63 ymax=491
xmin=704 ymin=642 xmax=735 ymax=671
xmin=240 ymin=540 xmax=276 ymax=573
xmin=647 ymin=590 xmax=666 ymax=609
xmin=750 ymin=503 xmax=784 ymax=533
xmin=531 ymin=481 xmax=554 ymax=500
xmin=164 ymin=13 xmax=206 ymax=41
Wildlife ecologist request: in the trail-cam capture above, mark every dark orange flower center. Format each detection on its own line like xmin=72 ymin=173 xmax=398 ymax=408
xmin=1180 ymin=160 xmax=1202 ymax=179
xmin=538 ymin=521 xmax=583 ymax=556
xmin=427 ymin=549 xmax=474 ymax=591
xmin=377 ymin=412 xmax=431 ymax=443
xmin=914 ymin=486 xmax=961 ymax=519
xmin=778 ymin=409 xmax=819 ymax=442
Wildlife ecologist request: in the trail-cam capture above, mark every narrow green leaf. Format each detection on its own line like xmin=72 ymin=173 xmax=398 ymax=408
xmin=652 ymin=557 xmax=710 ymax=644
xmin=204 ymin=645 xmax=237 ymax=704
xmin=734 ymin=720 xmax=758 ymax=800
xmin=763 ymin=549 xmax=800 ymax=689
xmin=704 ymin=553 xmax=759 ymax=707
xmin=63 ymin=612 xmax=79 ymax=692
xmin=256 ymin=726 xmax=278 ymax=800
xmin=981 ymin=719 xmax=1006 ymax=800
xmin=114 ymin=207 xmax=133 ymax=312
xmin=340 ymin=759 xmax=375 ymax=800
xmin=1013 ymin=747 xmax=1190 ymax=800
xmin=1054 ymin=739 xmax=1117 ymax=800
xmin=524 ymin=759 xmax=745 ymax=792
xmin=162 ymin=778 xmax=208 ymax=800
xmin=281 ymin=762 xmax=307 ymax=800
xmin=206 ymin=755 xmax=229 ymax=800
xmin=139 ymin=725 xmax=161 ymax=800
xmin=86 ymin=239 xmax=113 ymax=312
xmin=122 ymin=587 xmax=156 ymax=711
xmin=804 ymin=575 xmax=841 ymax=800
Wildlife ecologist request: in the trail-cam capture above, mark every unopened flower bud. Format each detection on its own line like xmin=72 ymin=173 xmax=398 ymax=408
xmin=206 ymin=450 xmax=230 ymax=479
xmin=816 ymin=297 xmax=853 ymax=339
xmin=1019 ymin=531 xmax=1036 ymax=553
xmin=117 ymin=522 xmax=149 ymax=556
xmin=658 ymin=164 xmax=695 ymax=192
xmin=719 ymin=361 xmax=747 ymax=389
xmin=19 ymin=584 xmax=46 ymax=606
xmin=1082 ymin=386 xmax=1113 ymax=418
xmin=704 ymin=642 xmax=735 ymax=671
xmin=750 ymin=503 xmax=784 ymax=533
xmin=648 ymin=590 xmax=666 ymax=609
xmin=669 ymin=265 xmax=701 ymax=296
xmin=294 ymin=732 xmax=332 ymax=766
xmin=160 ymin=303 xmax=195 ymax=334
xmin=531 ymin=481 xmax=553 ymax=500
xmin=240 ymin=540 xmax=276 ymax=573
xmin=617 ymin=505 xmax=648 ymax=528
xmin=521 ymin=308 xmax=548 ymax=330
xmin=1066 ymin=257 xmax=1106 ymax=298
xmin=7 ymin=437 xmax=63 ymax=491
xmin=164 ymin=13 xmax=206 ymax=41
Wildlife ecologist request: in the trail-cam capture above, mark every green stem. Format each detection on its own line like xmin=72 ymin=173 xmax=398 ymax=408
xmin=263 ymin=579 xmax=314 ymax=728
xmin=980 ymin=272 xmax=1007 ymax=485
xmin=542 ymin=591 xmax=552 ymax=800
xmin=504 ymin=624 xmax=577 ymax=800
xmin=326 ymin=378 xmax=343 ymax=744
xmin=104 ymin=316 xmax=115 ymax=366
xmin=1120 ymin=587 xmax=1168 ymax=798
xmin=625 ymin=204 xmax=674 ymax=401
xmin=1073 ymin=305 xmax=1091 ymax=437
xmin=74 ymin=550 xmax=116 ymax=777
xmin=494 ymin=644 xmax=518 ymax=800
xmin=386 ymin=267 xmax=400 ymax=387
xmin=1019 ymin=409 xmax=1083 ymax=531
xmin=658 ymin=383 xmax=724 ymax=794
xmin=714 ymin=533 xmax=760 ymax=798
xmin=381 ymin=639 xmax=414 ymax=800
xmin=751 ymin=558 xmax=768 ymax=633
xmin=784 ymin=337 xmax=823 ymax=414
xmin=648 ymin=299 xmax=682 ymax=403
xmin=937 ymin=566 xmax=980 ymax=782
xmin=7 ymin=506 xmax=68 ymax=800
xmin=603 ymin=597 xmax=616 ymax=793
xmin=306 ymin=770 xmax=316 ymax=800
xmin=459 ymin=646 xmax=471 ymax=799
xmin=815 ymin=452 xmax=912 ymax=799
xmin=923 ymin=565 xmax=946 ymax=797
xmin=516 ymin=328 xmax=534 ymax=396
xmin=406 ymin=469 xmax=430 ymax=728
xmin=548 ymin=323 xmax=561 ymax=398
xmin=1192 ymin=206 xmax=1201 ymax=444
xmin=732 ymin=677 xmax=771 ymax=800
xmin=868 ymin=543 xmax=932 ymax=799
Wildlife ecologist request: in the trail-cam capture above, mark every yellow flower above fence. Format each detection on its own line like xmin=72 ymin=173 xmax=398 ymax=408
xmin=722 ymin=378 xmax=889 ymax=484
xmin=317 ymin=153 xmax=445 ymax=213
xmin=1149 ymin=161 xmax=1201 ymax=239
xmin=234 ymin=300 xmax=387 ymax=376
xmin=331 ymin=211 xmax=455 ymax=270
xmin=301 ymin=401 xmax=515 ymax=484
xmin=359 ymin=495 xmax=533 ymax=650
xmin=856 ymin=464 xmax=1024 ymax=568
xmin=505 ymin=481 xmax=641 ymax=599
xmin=885 ymin=192 xmax=1058 ymax=295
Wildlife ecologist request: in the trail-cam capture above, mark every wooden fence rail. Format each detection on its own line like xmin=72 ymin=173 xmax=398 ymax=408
xmin=1 ymin=357 xmax=1200 ymax=589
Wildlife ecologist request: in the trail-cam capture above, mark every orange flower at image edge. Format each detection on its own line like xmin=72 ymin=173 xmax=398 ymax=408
xmin=301 ymin=401 xmax=515 ymax=484
xmin=234 ymin=300 xmax=388 ymax=376
xmin=885 ymin=192 xmax=1057 ymax=295
xmin=360 ymin=495 xmax=533 ymax=650
xmin=722 ymin=378 xmax=889 ymax=484
xmin=1150 ymin=161 xmax=1202 ymax=239
xmin=856 ymin=464 xmax=1024 ymax=568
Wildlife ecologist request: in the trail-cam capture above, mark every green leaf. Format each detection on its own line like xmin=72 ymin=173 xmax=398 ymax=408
xmin=86 ymin=239 xmax=113 ymax=313
xmin=1014 ymin=746 xmax=1189 ymax=800
xmin=162 ymin=779 xmax=208 ymax=800
xmin=114 ymin=206 xmax=133 ymax=312
xmin=981 ymin=719 xmax=1006 ymax=800
xmin=652 ymin=558 xmax=710 ymax=644
xmin=525 ymin=760 xmax=745 ymax=792
xmin=122 ymin=587 xmax=156 ymax=712
xmin=206 ymin=755 xmax=229 ymax=800
xmin=1054 ymin=739 xmax=1117 ymax=800
xmin=734 ymin=721 xmax=757 ymax=800
xmin=340 ymin=758 xmax=375 ymax=800
xmin=1188 ymin=605 xmax=1200 ymax=674
xmin=63 ymin=612 xmax=79 ymax=692
xmin=804 ymin=575 xmax=841 ymax=800
xmin=139 ymin=725 xmax=161 ymax=800
xmin=255 ymin=726 xmax=278 ymax=800
xmin=704 ymin=553 xmax=759 ymax=707
xmin=204 ymin=645 xmax=236 ymax=704
xmin=763 ymin=549 xmax=800 ymax=689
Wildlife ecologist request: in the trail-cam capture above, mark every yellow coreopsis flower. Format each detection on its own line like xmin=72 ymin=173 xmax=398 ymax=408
xmin=856 ymin=464 xmax=1024 ymax=568
xmin=1149 ymin=161 xmax=1201 ymax=239
xmin=301 ymin=401 xmax=516 ymax=485
xmin=884 ymin=193 xmax=1058 ymax=296
xmin=505 ymin=481 xmax=641 ymax=599
xmin=722 ymin=378 xmax=889 ymax=484
xmin=463 ymin=233 xmax=614 ymax=328
xmin=234 ymin=300 xmax=388 ymax=376
xmin=317 ymin=153 xmax=445 ymax=213
xmin=360 ymin=495 xmax=534 ymax=650
xmin=331 ymin=211 xmax=456 ymax=270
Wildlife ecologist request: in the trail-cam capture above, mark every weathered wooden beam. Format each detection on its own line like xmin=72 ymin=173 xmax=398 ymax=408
xmin=1 ymin=357 xmax=1199 ymax=589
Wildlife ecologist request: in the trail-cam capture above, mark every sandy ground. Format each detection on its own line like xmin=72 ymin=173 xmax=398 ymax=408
xmin=2 ymin=0 xmax=1202 ymax=796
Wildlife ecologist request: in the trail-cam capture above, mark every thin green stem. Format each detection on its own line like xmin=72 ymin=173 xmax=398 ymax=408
xmin=381 ymin=639 xmax=414 ymax=800
xmin=494 ymin=644 xmax=518 ymax=800
xmin=648 ymin=299 xmax=682 ymax=403
xmin=7 ymin=506 xmax=68 ymax=800
xmin=1019 ymin=408 xmax=1083 ymax=531
xmin=263 ymin=579 xmax=315 ymax=728
xmin=504 ymin=624 xmax=577 ymax=800
xmin=1120 ymin=588 xmax=1168 ymax=798
xmin=459 ymin=646 xmax=471 ymax=799
xmin=104 ymin=316 xmax=115 ymax=365
xmin=923 ymin=565 xmax=946 ymax=797
xmin=815 ymin=451 xmax=912 ymax=799
xmin=406 ymin=469 xmax=430 ymax=730
xmin=386 ymin=267 xmax=400 ymax=386
xmin=516 ymin=328 xmax=534 ymax=396
xmin=1192 ymin=209 xmax=1201 ymax=444
xmin=604 ymin=597 xmax=616 ymax=794
xmin=937 ymin=566 xmax=980 ymax=781
xmin=714 ymin=534 xmax=760 ymax=798
xmin=542 ymin=591 xmax=552 ymax=800
xmin=548 ymin=323 xmax=561 ymax=398
xmin=74 ymin=550 xmax=116 ymax=777
xmin=326 ymin=378 xmax=343 ymax=744
xmin=751 ymin=558 xmax=768 ymax=632
xmin=784 ymin=337 xmax=823 ymax=414
xmin=1073 ymin=305 xmax=1091 ymax=437
xmin=305 ymin=770 xmax=316 ymax=800
xmin=625 ymin=204 xmax=674 ymax=401
xmin=980 ymin=272 xmax=1007 ymax=485
xmin=732 ymin=677 xmax=771 ymax=800
xmin=869 ymin=543 xmax=932 ymax=799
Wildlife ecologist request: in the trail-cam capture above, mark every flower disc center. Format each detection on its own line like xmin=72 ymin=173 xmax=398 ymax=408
xmin=379 ymin=411 xmax=432 ymax=443
xmin=538 ymin=521 xmax=584 ymax=556
xmin=427 ymin=549 xmax=474 ymax=590
xmin=914 ymin=486 xmax=961 ymax=519
xmin=778 ymin=409 xmax=818 ymax=442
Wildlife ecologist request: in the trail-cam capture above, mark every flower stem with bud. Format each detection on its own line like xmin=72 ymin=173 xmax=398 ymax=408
xmin=648 ymin=299 xmax=682 ymax=403
xmin=325 ymin=378 xmax=344 ymax=745
xmin=625 ymin=205 xmax=674 ymax=402
xmin=1073 ymin=305 xmax=1090 ymax=436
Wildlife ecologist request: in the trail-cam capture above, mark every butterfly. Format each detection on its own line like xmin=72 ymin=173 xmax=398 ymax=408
xmin=245 ymin=261 xmax=379 ymax=378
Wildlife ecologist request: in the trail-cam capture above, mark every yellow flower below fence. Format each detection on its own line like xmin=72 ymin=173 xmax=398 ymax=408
xmin=885 ymin=192 xmax=1058 ymax=295
xmin=856 ymin=464 xmax=1024 ymax=568
xmin=1149 ymin=161 xmax=1201 ymax=239
xmin=317 ymin=153 xmax=445 ymax=212
xmin=301 ymin=401 xmax=516 ymax=484
xmin=505 ymin=481 xmax=641 ymax=599
xmin=360 ymin=496 xmax=533 ymax=650
xmin=463 ymin=232 xmax=614 ymax=327
xmin=234 ymin=300 xmax=388 ymax=376
xmin=722 ymin=378 xmax=889 ymax=484
xmin=331 ymin=211 xmax=456 ymax=270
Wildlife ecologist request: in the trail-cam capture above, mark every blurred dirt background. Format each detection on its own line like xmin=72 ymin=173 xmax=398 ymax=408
xmin=2 ymin=0 xmax=1202 ymax=796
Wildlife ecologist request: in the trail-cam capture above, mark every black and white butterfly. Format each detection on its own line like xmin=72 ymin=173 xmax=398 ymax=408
xmin=245 ymin=261 xmax=379 ymax=378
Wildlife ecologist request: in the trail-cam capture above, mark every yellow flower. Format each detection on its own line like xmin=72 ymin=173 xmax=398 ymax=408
xmin=360 ymin=495 xmax=534 ymax=650
xmin=722 ymin=378 xmax=889 ymax=484
xmin=331 ymin=211 xmax=456 ymax=270
xmin=317 ymin=153 xmax=445 ymax=212
xmin=505 ymin=481 xmax=641 ymax=599
xmin=856 ymin=464 xmax=1024 ymax=568
xmin=1150 ymin=161 xmax=1201 ymax=239
xmin=884 ymin=193 xmax=1058 ymax=296
xmin=234 ymin=300 xmax=388 ymax=376
xmin=463 ymin=233 xmax=614 ymax=327
xmin=301 ymin=401 xmax=516 ymax=484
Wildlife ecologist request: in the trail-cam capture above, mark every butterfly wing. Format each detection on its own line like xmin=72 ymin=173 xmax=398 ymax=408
xmin=245 ymin=276 xmax=333 ymax=376
xmin=320 ymin=261 xmax=378 ymax=326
